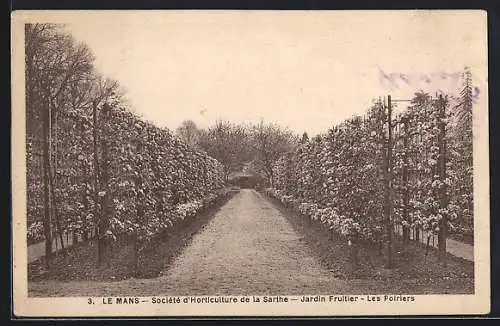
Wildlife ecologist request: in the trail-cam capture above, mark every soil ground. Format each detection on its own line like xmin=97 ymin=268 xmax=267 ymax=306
xmin=28 ymin=189 xmax=474 ymax=297
xmin=28 ymin=190 xmax=238 ymax=282
xmin=265 ymin=194 xmax=474 ymax=293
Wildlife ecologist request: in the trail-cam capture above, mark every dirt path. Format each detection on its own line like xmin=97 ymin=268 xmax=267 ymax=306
xmin=29 ymin=189 xmax=351 ymax=296
xmin=393 ymin=225 xmax=474 ymax=261
xmin=29 ymin=197 xmax=474 ymax=266
xmin=28 ymin=235 xmax=80 ymax=263
xmin=156 ymin=189 xmax=346 ymax=295
xmin=28 ymin=189 xmax=474 ymax=297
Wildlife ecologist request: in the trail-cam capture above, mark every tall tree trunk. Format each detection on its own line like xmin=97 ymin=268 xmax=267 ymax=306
xmin=437 ymin=95 xmax=448 ymax=263
xmin=80 ymin=124 xmax=90 ymax=245
xmin=98 ymin=103 xmax=112 ymax=266
xmin=350 ymin=235 xmax=359 ymax=271
xmin=72 ymin=230 xmax=78 ymax=246
xmin=132 ymin=230 xmax=139 ymax=275
xmin=99 ymin=133 xmax=110 ymax=265
xmin=82 ymin=173 xmax=91 ymax=245
xmin=402 ymin=118 xmax=410 ymax=247
xmin=41 ymin=104 xmax=53 ymax=269
xmin=134 ymin=140 xmax=144 ymax=276
xmin=384 ymin=95 xmax=394 ymax=269
xmin=92 ymin=101 xmax=102 ymax=266
xmin=48 ymin=153 xmax=65 ymax=253
xmin=147 ymin=130 xmax=164 ymax=234
xmin=47 ymin=99 xmax=65 ymax=253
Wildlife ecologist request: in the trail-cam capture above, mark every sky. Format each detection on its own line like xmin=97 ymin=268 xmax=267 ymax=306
xmin=61 ymin=11 xmax=487 ymax=136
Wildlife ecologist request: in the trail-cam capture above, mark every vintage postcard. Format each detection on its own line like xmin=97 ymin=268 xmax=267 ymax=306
xmin=11 ymin=10 xmax=489 ymax=317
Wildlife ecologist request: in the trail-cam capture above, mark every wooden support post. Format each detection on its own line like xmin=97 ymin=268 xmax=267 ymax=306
xmin=437 ymin=95 xmax=448 ymax=263
xmin=384 ymin=95 xmax=394 ymax=269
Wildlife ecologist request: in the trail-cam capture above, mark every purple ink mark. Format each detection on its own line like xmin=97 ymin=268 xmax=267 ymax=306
xmin=472 ymin=86 xmax=481 ymax=103
xmin=379 ymin=69 xmax=398 ymax=89
xmin=420 ymin=75 xmax=432 ymax=84
xmin=379 ymin=69 xmax=481 ymax=97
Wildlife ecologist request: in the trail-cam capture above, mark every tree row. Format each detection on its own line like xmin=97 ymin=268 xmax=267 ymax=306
xmin=268 ymin=72 xmax=474 ymax=267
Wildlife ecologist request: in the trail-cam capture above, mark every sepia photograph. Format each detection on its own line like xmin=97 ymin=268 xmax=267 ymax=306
xmin=11 ymin=10 xmax=489 ymax=316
